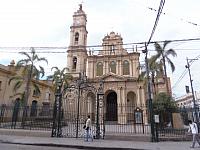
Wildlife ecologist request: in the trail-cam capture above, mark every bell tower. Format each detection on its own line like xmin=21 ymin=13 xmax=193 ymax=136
xmin=67 ymin=4 xmax=88 ymax=77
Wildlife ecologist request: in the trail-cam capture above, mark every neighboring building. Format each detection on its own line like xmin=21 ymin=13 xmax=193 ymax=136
xmin=175 ymin=92 xmax=200 ymax=108
xmin=0 ymin=60 xmax=54 ymax=107
xmin=175 ymin=92 xmax=200 ymax=122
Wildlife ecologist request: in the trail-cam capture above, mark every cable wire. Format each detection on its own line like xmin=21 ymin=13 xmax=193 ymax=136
xmin=147 ymin=0 xmax=165 ymax=46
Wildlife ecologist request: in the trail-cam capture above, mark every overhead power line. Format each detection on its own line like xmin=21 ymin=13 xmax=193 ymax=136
xmin=172 ymin=69 xmax=188 ymax=89
xmin=172 ymin=54 xmax=200 ymax=89
xmin=147 ymin=0 xmax=165 ymax=46
xmin=0 ymin=37 xmax=200 ymax=52
xmin=147 ymin=7 xmax=200 ymax=28
xmin=131 ymin=0 xmax=200 ymax=28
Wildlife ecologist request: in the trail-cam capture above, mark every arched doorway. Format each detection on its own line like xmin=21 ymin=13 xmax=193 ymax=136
xmin=106 ymin=91 xmax=117 ymax=121
xmin=127 ymin=92 xmax=136 ymax=122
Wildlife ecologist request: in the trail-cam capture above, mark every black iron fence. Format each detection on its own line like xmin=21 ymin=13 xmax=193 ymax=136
xmin=0 ymin=104 xmax=150 ymax=137
xmin=157 ymin=128 xmax=190 ymax=141
xmin=0 ymin=103 xmax=195 ymax=141
xmin=155 ymin=106 xmax=195 ymax=141
xmin=0 ymin=105 xmax=53 ymax=130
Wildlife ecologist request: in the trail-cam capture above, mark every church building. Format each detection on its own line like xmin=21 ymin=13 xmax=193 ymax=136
xmin=66 ymin=5 xmax=147 ymax=124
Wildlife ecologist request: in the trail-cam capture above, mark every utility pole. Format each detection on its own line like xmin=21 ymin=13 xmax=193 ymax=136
xmin=185 ymin=57 xmax=199 ymax=122
xmin=143 ymin=43 xmax=156 ymax=142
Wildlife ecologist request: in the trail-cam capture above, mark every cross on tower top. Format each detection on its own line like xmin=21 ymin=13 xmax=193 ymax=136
xmin=79 ymin=0 xmax=84 ymax=10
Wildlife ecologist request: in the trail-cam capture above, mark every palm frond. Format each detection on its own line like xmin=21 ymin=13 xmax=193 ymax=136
xmin=13 ymin=81 xmax=23 ymax=92
xmin=19 ymin=52 xmax=31 ymax=60
xmin=166 ymin=58 xmax=176 ymax=72
xmin=51 ymin=67 xmax=59 ymax=71
xmin=165 ymin=49 xmax=177 ymax=57
xmin=8 ymin=76 xmax=23 ymax=85
xmin=32 ymin=83 xmax=41 ymax=95
xmin=39 ymin=66 xmax=45 ymax=78
xmin=37 ymin=57 xmax=48 ymax=65
xmin=154 ymin=42 xmax=162 ymax=53
xmin=163 ymin=41 xmax=171 ymax=50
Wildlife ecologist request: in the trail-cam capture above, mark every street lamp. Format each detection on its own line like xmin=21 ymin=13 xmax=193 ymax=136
xmin=185 ymin=57 xmax=199 ymax=122
xmin=96 ymin=80 xmax=104 ymax=139
xmin=142 ymin=43 xmax=156 ymax=142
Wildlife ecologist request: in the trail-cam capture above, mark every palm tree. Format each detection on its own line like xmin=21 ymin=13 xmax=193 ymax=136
xmin=9 ymin=48 xmax=48 ymax=127
xmin=149 ymin=58 xmax=164 ymax=96
xmin=9 ymin=47 xmax=48 ymax=106
xmin=138 ymin=56 xmax=163 ymax=97
xmin=152 ymin=41 xmax=177 ymax=94
xmin=47 ymin=67 xmax=73 ymax=92
xmin=47 ymin=67 xmax=72 ymax=137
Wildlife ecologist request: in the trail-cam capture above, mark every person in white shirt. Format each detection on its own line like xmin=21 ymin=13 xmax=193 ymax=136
xmin=84 ymin=115 xmax=93 ymax=142
xmin=188 ymin=120 xmax=200 ymax=148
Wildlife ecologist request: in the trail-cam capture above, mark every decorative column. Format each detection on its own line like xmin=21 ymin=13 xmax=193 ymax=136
xmin=130 ymin=59 xmax=133 ymax=76
xmin=119 ymin=60 xmax=122 ymax=75
xmin=118 ymin=87 xmax=127 ymax=124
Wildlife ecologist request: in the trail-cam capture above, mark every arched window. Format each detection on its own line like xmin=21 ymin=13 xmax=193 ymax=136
xmin=72 ymin=57 xmax=77 ymax=70
xmin=96 ymin=62 xmax=103 ymax=76
xmin=110 ymin=61 xmax=116 ymax=73
xmin=33 ymin=89 xmax=40 ymax=97
xmin=123 ymin=60 xmax=130 ymax=75
xmin=75 ymin=32 xmax=79 ymax=44
xmin=30 ymin=100 xmax=37 ymax=117
xmin=12 ymin=98 xmax=20 ymax=124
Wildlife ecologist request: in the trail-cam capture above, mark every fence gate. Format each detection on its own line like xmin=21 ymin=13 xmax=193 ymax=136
xmin=59 ymin=83 xmax=104 ymax=138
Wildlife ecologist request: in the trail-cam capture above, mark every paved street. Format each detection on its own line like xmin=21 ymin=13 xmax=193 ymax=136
xmin=0 ymin=143 xmax=80 ymax=150
xmin=0 ymin=128 xmax=198 ymax=150
xmin=0 ymin=134 xmax=198 ymax=150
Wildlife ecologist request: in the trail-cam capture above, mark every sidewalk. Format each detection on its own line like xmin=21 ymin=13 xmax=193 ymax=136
xmin=0 ymin=134 xmax=196 ymax=150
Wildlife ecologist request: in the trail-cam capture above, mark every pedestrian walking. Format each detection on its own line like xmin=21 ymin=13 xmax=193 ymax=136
xmin=84 ymin=115 xmax=93 ymax=142
xmin=188 ymin=120 xmax=200 ymax=148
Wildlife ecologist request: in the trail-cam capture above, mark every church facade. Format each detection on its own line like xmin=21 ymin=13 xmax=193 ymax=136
xmin=66 ymin=5 xmax=147 ymax=124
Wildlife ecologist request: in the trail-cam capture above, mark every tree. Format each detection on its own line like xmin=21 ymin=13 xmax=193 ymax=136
xmin=47 ymin=67 xmax=73 ymax=92
xmin=47 ymin=67 xmax=73 ymax=137
xmin=152 ymin=41 xmax=177 ymax=94
xmin=138 ymin=56 xmax=163 ymax=96
xmin=153 ymin=92 xmax=177 ymax=128
xmin=9 ymin=47 xmax=48 ymax=106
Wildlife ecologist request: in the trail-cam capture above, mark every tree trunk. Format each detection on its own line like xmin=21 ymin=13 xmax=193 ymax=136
xmin=161 ymin=53 xmax=169 ymax=95
xmin=21 ymin=64 xmax=33 ymax=127
xmin=151 ymin=72 xmax=157 ymax=97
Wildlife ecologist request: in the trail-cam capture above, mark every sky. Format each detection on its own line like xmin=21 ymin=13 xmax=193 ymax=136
xmin=0 ymin=0 xmax=200 ymax=98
